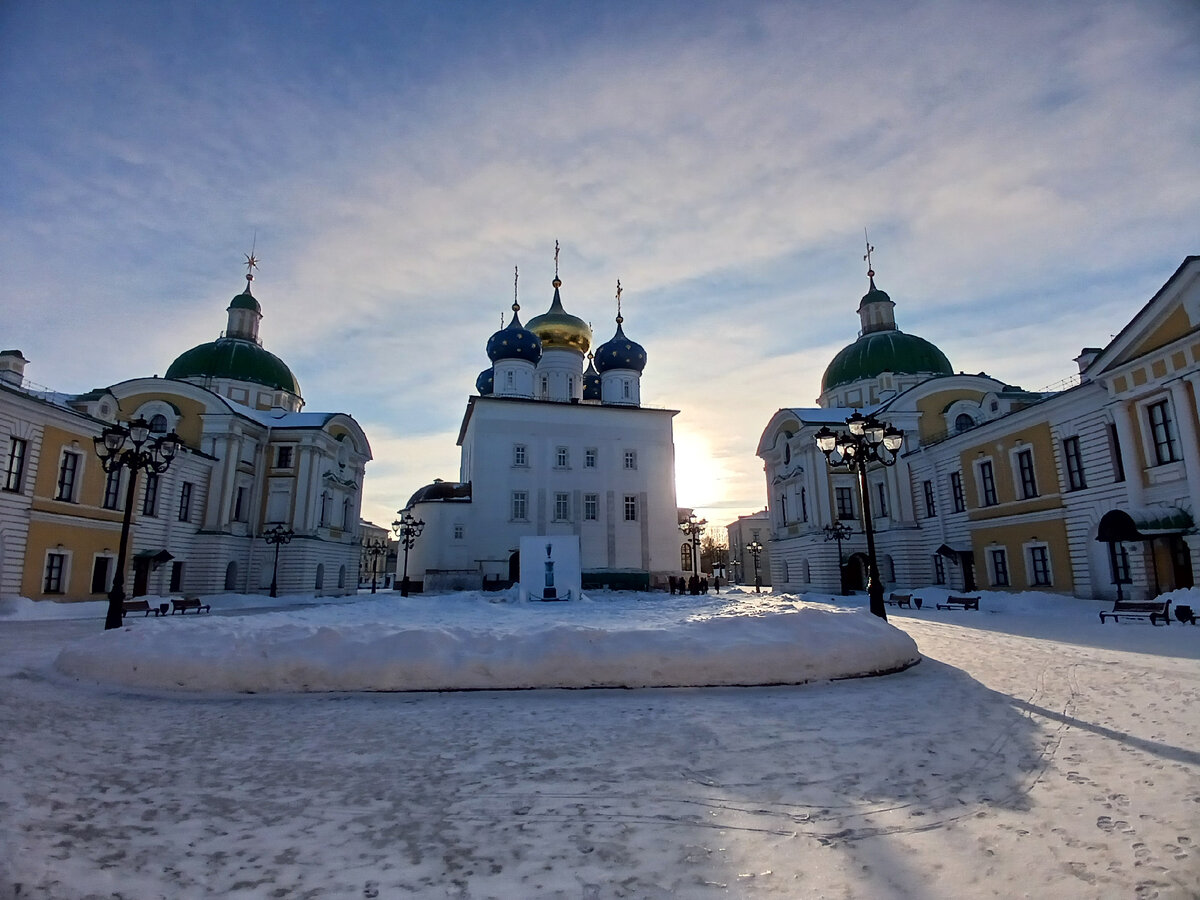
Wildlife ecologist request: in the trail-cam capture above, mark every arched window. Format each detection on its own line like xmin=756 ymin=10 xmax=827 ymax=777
xmin=681 ymin=543 xmax=693 ymax=570
xmin=224 ymin=561 xmax=237 ymax=591
xmin=315 ymin=563 xmax=325 ymax=591
xmin=955 ymin=413 xmax=974 ymax=433
xmin=149 ymin=414 xmax=169 ymax=434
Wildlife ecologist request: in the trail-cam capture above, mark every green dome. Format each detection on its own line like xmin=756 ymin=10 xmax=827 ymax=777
xmin=822 ymin=330 xmax=953 ymax=392
xmin=228 ymin=290 xmax=261 ymax=313
xmin=166 ymin=338 xmax=300 ymax=395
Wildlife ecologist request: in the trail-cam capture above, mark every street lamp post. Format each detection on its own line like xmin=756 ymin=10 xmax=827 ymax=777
xmin=747 ymin=540 xmax=764 ymax=593
xmin=822 ymin=521 xmax=855 ymax=595
xmin=392 ymin=510 xmax=425 ymax=597
xmin=679 ymin=512 xmax=706 ymax=589
xmin=815 ymin=411 xmax=905 ymax=619
xmin=262 ymin=524 xmax=294 ymax=598
xmin=361 ymin=537 xmax=388 ymax=593
xmin=92 ymin=416 xmax=182 ymax=630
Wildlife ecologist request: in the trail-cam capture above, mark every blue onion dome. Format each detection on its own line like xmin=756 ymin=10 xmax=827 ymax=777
xmin=486 ymin=306 xmax=542 ymax=364
xmin=583 ymin=353 xmax=602 ymax=400
xmin=476 ymin=367 xmax=494 ymax=395
xmin=595 ymin=317 xmax=647 ymax=374
xmin=526 ymin=277 xmax=592 ymax=354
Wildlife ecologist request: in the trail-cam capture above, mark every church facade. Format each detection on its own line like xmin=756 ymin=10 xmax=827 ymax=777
xmin=758 ymin=256 xmax=1199 ymax=603
xmin=0 ymin=265 xmax=371 ymax=603
xmin=404 ymin=267 xmax=680 ymax=591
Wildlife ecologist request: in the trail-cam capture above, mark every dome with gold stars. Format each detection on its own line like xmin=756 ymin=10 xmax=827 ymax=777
xmin=486 ymin=310 xmax=542 ymax=364
xmin=526 ymin=278 xmax=592 ymax=354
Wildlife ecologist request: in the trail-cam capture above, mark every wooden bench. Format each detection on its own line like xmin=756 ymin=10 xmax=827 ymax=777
xmin=171 ymin=596 xmax=211 ymax=615
xmin=1099 ymin=599 xmax=1170 ymax=625
xmin=937 ymin=595 xmax=980 ymax=611
xmin=122 ymin=599 xmax=165 ymax=618
xmin=885 ymin=592 xmax=913 ymax=609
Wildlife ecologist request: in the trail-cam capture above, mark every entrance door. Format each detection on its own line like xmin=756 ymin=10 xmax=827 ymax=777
xmin=508 ymin=550 xmax=520 ymax=582
xmin=132 ymin=557 xmax=150 ymax=597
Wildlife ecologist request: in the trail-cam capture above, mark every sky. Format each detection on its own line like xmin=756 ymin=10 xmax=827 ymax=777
xmin=3 ymin=0 xmax=1199 ymax=533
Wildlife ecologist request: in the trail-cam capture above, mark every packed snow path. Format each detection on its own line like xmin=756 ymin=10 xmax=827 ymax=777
xmin=1 ymin=614 xmax=1197 ymax=898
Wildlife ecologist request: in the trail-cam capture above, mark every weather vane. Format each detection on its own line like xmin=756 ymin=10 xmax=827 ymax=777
xmin=244 ymin=233 xmax=259 ymax=289
xmin=863 ymin=229 xmax=875 ymax=277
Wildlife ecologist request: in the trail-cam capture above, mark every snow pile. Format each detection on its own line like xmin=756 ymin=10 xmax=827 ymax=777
xmin=54 ymin=591 xmax=920 ymax=692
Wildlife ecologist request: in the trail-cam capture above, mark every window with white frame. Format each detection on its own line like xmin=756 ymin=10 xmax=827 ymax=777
xmin=835 ymin=486 xmax=854 ymax=520
xmin=513 ymin=444 xmax=527 ymax=467
xmin=1029 ymin=545 xmax=1051 ymax=586
xmin=44 ymin=552 xmax=67 ymax=593
xmin=554 ymin=492 xmax=570 ymax=521
xmin=978 ymin=460 xmax=998 ymax=506
xmin=923 ymin=480 xmax=936 ymax=517
xmin=55 ymin=451 xmax=81 ymax=502
xmin=623 ymin=449 xmax=637 ymax=470
xmin=875 ymin=481 xmax=888 ymax=517
xmin=143 ymin=472 xmax=159 ymax=516
xmin=1109 ymin=542 xmax=1130 ymax=586
xmin=989 ymin=547 xmax=1009 ymax=586
xmin=178 ymin=481 xmax=193 ymax=521
xmin=585 ymin=448 xmax=597 ymax=468
xmin=1147 ymin=399 xmax=1180 ymax=464
xmin=933 ymin=554 xmax=946 ymax=585
xmin=102 ymin=468 xmax=122 ymax=510
xmin=276 ymin=445 xmax=294 ymax=469
xmin=950 ymin=471 xmax=965 ymax=512
xmin=555 ymin=446 xmax=569 ymax=468
xmin=4 ymin=437 xmax=26 ymax=493
xmin=583 ymin=493 xmax=598 ymax=521
xmin=511 ymin=490 xmax=528 ymax=521
xmin=1063 ymin=436 xmax=1086 ymax=491
xmin=1016 ymin=448 xmax=1038 ymax=499
xmin=800 ymin=487 xmax=808 ymax=522
xmin=90 ymin=555 xmax=112 ymax=593
xmin=623 ymin=494 xmax=637 ymax=521
xmin=1107 ymin=423 xmax=1125 ymax=482
xmin=453 ymin=523 xmax=464 ymax=540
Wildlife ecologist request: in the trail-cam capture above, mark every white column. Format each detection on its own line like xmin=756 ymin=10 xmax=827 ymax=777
xmin=1170 ymin=378 xmax=1200 ymax=515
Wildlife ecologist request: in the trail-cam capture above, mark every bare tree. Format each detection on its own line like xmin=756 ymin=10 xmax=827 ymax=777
xmin=700 ymin=527 xmax=728 ymax=575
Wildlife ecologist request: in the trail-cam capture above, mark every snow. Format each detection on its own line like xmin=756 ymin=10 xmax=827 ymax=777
xmin=2 ymin=586 xmax=1198 ymax=898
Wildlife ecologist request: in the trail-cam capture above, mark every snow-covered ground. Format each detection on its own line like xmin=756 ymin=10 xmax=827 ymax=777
xmin=1 ymin=586 xmax=1198 ymax=898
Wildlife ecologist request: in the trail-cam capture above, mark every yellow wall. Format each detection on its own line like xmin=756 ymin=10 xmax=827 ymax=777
xmin=23 ymin=518 xmax=124 ymax=599
xmin=116 ymin=391 xmax=209 ymax=447
xmin=970 ymin=518 xmax=1073 ymax=593
xmin=915 ymin=388 xmax=986 ymax=443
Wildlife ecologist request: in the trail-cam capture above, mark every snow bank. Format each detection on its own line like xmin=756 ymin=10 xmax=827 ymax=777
xmin=54 ymin=592 xmax=920 ymax=692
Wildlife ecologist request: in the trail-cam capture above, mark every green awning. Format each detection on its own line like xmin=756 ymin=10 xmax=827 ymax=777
xmin=1096 ymin=507 xmax=1193 ymax=542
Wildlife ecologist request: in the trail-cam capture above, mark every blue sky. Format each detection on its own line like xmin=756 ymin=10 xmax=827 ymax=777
xmin=3 ymin=0 xmax=1199 ymax=532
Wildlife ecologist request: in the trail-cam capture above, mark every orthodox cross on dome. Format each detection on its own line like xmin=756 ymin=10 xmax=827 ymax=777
xmin=513 ymin=265 xmax=520 ymax=313
xmin=863 ymin=229 xmax=876 ymax=279
xmin=554 ymin=240 xmax=560 ymax=279
xmin=615 ymin=279 xmax=623 ymax=324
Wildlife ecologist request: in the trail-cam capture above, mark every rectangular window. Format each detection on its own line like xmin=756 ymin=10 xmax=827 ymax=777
xmin=276 ymin=446 xmax=293 ymax=468
xmin=453 ymin=523 xmax=464 ymax=540
xmin=178 ymin=481 xmax=193 ymax=522
xmin=623 ymin=450 xmax=637 ymax=470
xmin=55 ymin=452 xmax=80 ymax=502
xmin=511 ymin=490 xmax=528 ymax=521
xmin=44 ymin=553 xmax=66 ymax=593
xmin=800 ymin=487 xmax=808 ymax=522
xmin=233 ymin=486 xmax=247 ymax=522
xmin=1063 ymin=437 xmax=1086 ymax=491
xmin=4 ymin=437 xmax=26 ymax=492
xmin=933 ymin=554 xmax=946 ymax=585
xmin=91 ymin=556 xmax=111 ymax=594
xmin=554 ymin=491 xmax=570 ymax=521
xmin=102 ymin=468 xmax=122 ymax=510
xmin=623 ymin=494 xmax=637 ymax=521
xmin=1108 ymin=423 xmax=1125 ymax=482
xmin=584 ymin=493 xmax=598 ymax=521
xmin=1147 ymin=399 xmax=1180 ymax=464
xmin=990 ymin=548 xmax=1009 ymax=587
xmin=513 ymin=444 xmax=527 ymax=467
xmin=919 ymin=481 xmax=934 ymax=518
xmin=1030 ymin=546 xmax=1051 ymax=586
xmin=950 ymin=471 xmax=965 ymax=513
xmin=980 ymin=461 xmax=998 ymax=506
xmin=835 ymin=486 xmax=855 ymax=520
xmin=1017 ymin=449 xmax=1038 ymax=499
xmin=585 ymin=448 xmax=597 ymax=468
xmin=142 ymin=472 xmax=159 ymax=517
xmin=170 ymin=561 xmax=184 ymax=592
xmin=555 ymin=446 xmax=569 ymax=468
xmin=1109 ymin=542 xmax=1130 ymax=586
xmin=875 ymin=481 xmax=888 ymax=517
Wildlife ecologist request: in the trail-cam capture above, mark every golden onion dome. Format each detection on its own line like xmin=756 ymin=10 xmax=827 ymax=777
xmin=526 ymin=278 xmax=592 ymax=354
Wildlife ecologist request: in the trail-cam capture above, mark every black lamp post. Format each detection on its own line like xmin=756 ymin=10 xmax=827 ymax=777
xmin=679 ymin=512 xmax=706 ymax=584
xmin=392 ymin=509 xmax=425 ymax=597
xmin=262 ymin=524 xmax=294 ymax=598
xmin=815 ymin=411 xmax=905 ymax=619
xmin=361 ymin=537 xmax=388 ymax=594
xmin=747 ymin=540 xmax=764 ymax=593
xmin=822 ymin=521 xmax=855 ymax=595
xmin=92 ymin=416 xmax=182 ymax=630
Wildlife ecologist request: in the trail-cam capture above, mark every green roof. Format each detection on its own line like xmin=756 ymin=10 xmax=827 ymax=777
xmin=227 ymin=290 xmax=261 ymax=313
xmin=822 ymin=330 xmax=953 ymax=392
xmin=166 ymin=338 xmax=300 ymax=395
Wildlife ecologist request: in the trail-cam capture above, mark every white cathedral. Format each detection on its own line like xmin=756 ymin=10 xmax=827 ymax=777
xmin=402 ymin=263 xmax=681 ymax=591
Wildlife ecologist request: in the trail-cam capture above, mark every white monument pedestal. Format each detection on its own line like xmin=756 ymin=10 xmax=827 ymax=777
xmin=519 ymin=535 xmax=581 ymax=602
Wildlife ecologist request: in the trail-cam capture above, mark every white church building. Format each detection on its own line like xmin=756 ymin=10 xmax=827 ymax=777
xmin=403 ymin=266 xmax=681 ymax=592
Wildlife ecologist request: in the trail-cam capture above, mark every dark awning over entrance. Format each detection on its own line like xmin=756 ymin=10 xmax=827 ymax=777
xmin=134 ymin=549 xmax=175 ymax=567
xmin=936 ymin=543 xmax=972 ymax=560
xmin=1096 ymin=507 xmax=1193 ymax=542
